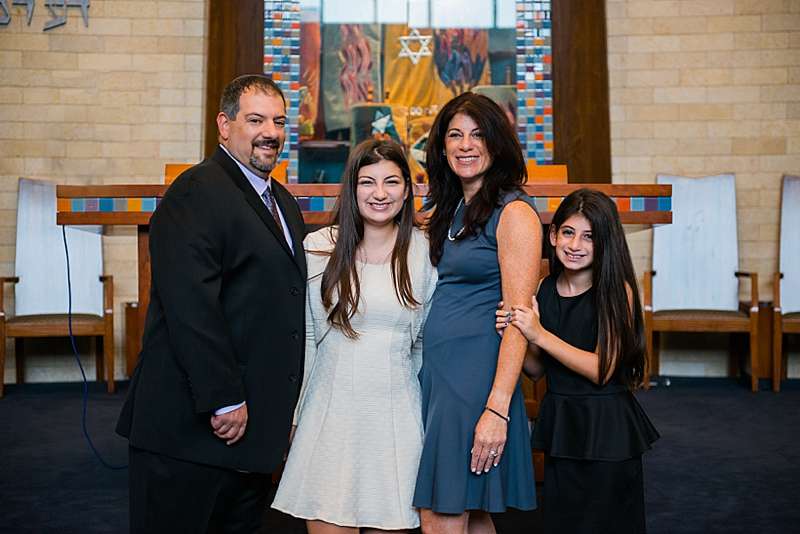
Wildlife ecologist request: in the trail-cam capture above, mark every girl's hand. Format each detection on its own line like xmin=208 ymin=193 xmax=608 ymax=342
xmin=495 ymin=300 xmax=511 ymax=336
xmin=510 ymin=295 xmax=543 ymax=344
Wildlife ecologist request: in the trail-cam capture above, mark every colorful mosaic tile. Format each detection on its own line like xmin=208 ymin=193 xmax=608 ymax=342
xmin=265 ymin=0 xmax=301 ymax=183
xmin=289 ymin=196 xmax=670 ymax=213
xmin=516 ymin=0 xmax=553 ymax=164
xmin=60 ymin=198 xmax=160 ymax=213
xmin=528 ymin=197 xmax=672 ymax=214
xmin=57 ymin=195 xmax=669 ymax=215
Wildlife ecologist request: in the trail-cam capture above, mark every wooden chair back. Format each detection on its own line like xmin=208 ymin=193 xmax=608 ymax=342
xmin=772 ymin=175 xmax=800 ymax=391
xmin=15 ymin=178 xmax=103 ymax=317
xmin=652 ymin=174 xmax=739 ymax=312
xmin=779 ymin=175 xmax=800 ymax=314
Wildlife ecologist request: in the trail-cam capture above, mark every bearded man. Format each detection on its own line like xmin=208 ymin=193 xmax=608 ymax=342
xmin=117 ymin=75 xmax=307 ymax=534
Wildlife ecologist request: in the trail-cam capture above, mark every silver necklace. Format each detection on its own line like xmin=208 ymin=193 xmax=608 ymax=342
xmin=447 ymin=197 xmax=465 ymax=241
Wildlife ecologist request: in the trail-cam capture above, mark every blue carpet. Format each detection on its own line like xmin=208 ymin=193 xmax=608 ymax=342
xmin=0 ymin=379 xmax=798 ymax=533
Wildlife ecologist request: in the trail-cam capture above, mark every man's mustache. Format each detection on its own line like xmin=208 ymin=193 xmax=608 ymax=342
xmin=252 ymin=138 xmax=280 ymax=149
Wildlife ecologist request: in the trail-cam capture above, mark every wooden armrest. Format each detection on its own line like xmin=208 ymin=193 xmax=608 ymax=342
xmin=643 ymin=270 xmax=655 ymax=311
xmin=100 ymin=275 xmax=114 ymax=316
xmin=773 ymin=272 xmax=783 ymax=311
xmin=0 ymin=277 xmax=19 ymax=316
xmin=734 ymin=271 xmax=759 ymax=310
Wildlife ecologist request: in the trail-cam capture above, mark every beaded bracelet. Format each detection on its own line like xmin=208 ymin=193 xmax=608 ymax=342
xmin=485 ymin=406 xmax=510 ymax=423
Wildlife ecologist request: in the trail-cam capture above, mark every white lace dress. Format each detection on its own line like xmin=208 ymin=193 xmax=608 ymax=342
xmin=271 ymin=226 xmax=436 ymax=529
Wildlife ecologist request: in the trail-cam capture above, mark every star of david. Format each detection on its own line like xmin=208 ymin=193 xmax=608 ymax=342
xmin=371 ymin=110 xmax=393 ymax=134
xmin=397 ymin=28 xmax=432 ymax=65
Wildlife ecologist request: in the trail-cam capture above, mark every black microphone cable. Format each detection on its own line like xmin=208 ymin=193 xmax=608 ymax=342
xmin=62 ymin=225 xmax=127 ymax=470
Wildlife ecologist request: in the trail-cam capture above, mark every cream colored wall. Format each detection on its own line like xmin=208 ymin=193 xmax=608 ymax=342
xmin=0 ymin=0 xmax=207 ymax=383
xmin=607 ymin=0 xmax=800 ymax=377
xmin=1 ymin=0 xmax=798 ymax=384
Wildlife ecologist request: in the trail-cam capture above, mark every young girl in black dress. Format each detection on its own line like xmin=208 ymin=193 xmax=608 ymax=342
xmin=496 ymin=188 xmax=659 ymax=534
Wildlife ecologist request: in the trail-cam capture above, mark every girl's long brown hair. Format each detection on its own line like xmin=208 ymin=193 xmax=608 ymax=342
xmin=321 ymin=139 xmax=419 ymax=338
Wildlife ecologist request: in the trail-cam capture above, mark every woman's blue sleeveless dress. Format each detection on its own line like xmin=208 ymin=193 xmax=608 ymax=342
xmin=413 ymin=190 xmax=537 ymax=513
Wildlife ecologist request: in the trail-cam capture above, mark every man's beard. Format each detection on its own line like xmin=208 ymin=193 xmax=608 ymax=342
xmin=250 ymin=154 xmax=274 ymax=173
xmin=249 ymin=138 xmax=282 ymax=173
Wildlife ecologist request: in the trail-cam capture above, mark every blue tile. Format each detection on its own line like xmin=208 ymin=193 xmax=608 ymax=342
xmin=141 ymin=198 xmax=157 ymax=212
xmin=310 ymin=196 xmax=326 ymax=211
xmin=99 ymin=198 xmax=114 ymax=212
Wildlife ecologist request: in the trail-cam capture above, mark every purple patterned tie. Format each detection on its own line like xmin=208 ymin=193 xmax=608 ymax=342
xmin=262 ymin=186 xmax=286 ymax=245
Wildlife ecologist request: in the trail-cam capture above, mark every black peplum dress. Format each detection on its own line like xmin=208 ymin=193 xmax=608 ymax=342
xmin=532 ymin=274 xmax=659 ymax=534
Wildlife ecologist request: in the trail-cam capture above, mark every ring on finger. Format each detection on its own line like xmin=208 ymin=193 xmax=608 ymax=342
xmin=488 ymin=450 xmax=498 ymax=457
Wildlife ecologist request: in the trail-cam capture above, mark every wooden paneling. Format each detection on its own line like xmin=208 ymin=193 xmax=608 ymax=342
xmin=204 ymin=0 xmax=265 ymax=158
xmin=552 ymin=0 xmax=612 ymax=183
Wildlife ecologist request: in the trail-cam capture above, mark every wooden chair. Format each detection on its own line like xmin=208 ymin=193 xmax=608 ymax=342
xmin=0 ymin=178 xmax=114 ymax=398
xmin=772 ymin=175 xmax=800 ymax=392
xmin=643 ymin=174 xmax=760 ymax=392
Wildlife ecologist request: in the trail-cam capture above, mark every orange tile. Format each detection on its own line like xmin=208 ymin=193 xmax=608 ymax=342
xmin=547 ymin=197 xmax=562 ymax=211
xmin=271 ymin=161 xmax=288 ymax=183
xmin=129 ymin=198 xmax=143 ymax=212
xmin=526 ymin=163 xmax=567 ymax=184
xmin=57 ymin=198 xmax=71 ymax=212
xmin=616 ymin=197 xmax=630 ymax=212
xmin=164 ymin=163 xmax=192 ymax=184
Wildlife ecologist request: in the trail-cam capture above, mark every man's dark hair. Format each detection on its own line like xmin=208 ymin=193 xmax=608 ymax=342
xmin=219 ymin=74 xmax=285 ymax=119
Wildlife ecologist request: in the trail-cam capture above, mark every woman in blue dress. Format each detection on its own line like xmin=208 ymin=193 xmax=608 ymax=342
xmin=413 ymin=92 xmax=541 ymax=533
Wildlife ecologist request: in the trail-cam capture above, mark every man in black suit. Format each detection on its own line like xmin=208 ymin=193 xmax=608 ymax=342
xmin=117 ymin=75 xmax=307 ymax=533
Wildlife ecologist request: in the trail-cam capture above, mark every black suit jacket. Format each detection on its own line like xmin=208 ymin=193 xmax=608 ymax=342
xmin=117 ymin=147 xmax=307 ymax=474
